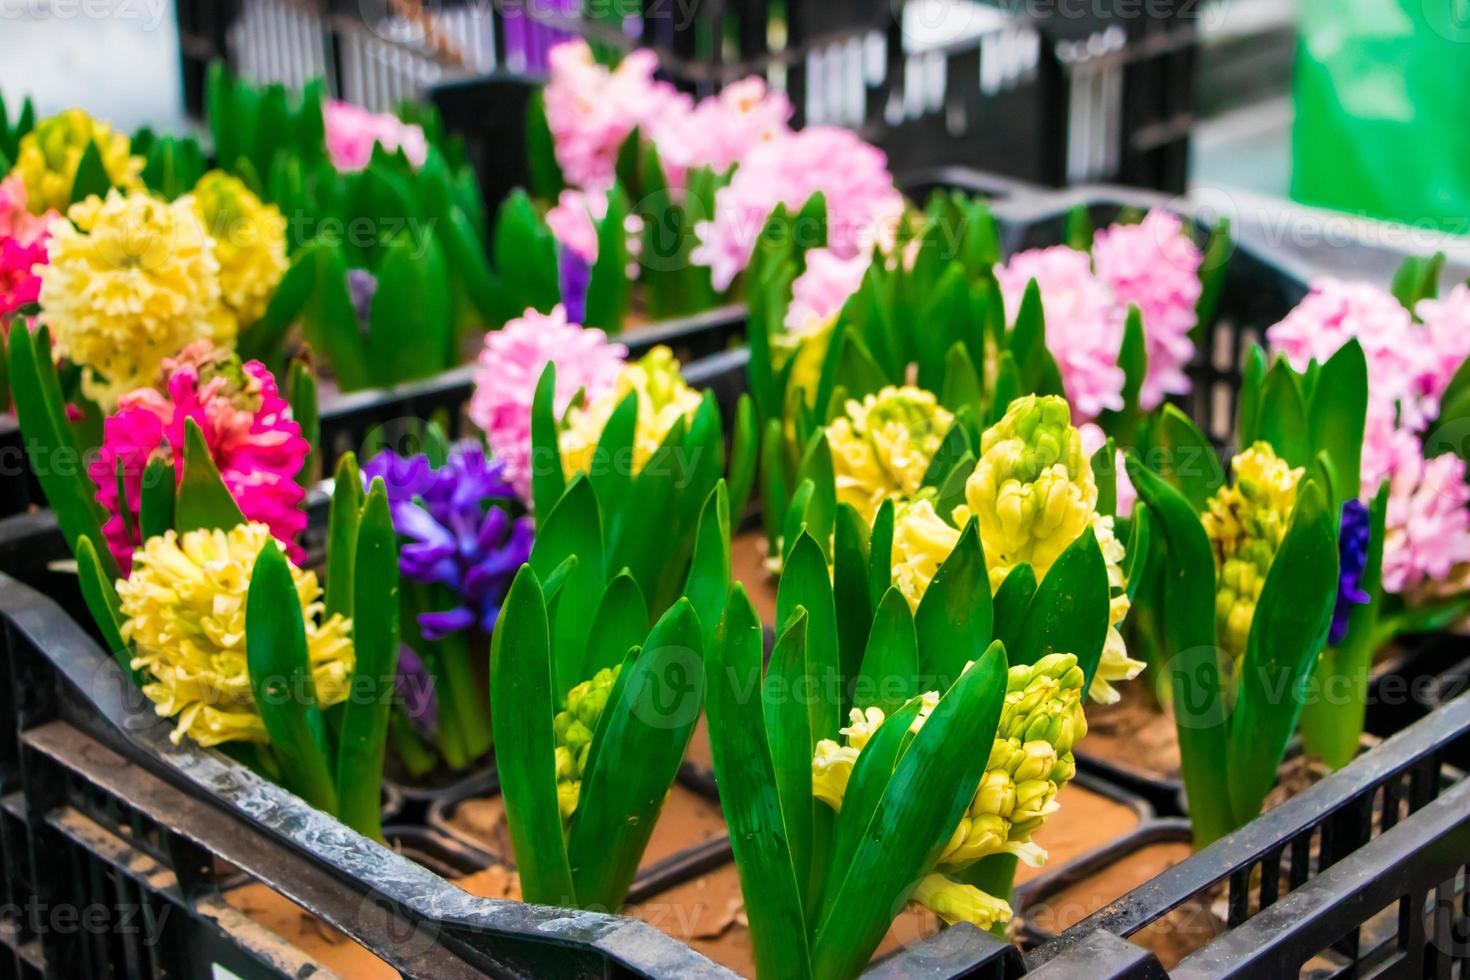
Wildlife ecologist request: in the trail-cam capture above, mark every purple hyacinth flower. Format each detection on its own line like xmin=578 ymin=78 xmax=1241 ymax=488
xmin=559 ymin=248 xmax=592 ymax=326
xmin=347 ymin=268 xmax=378 ymax=334
xmin=395 ymin=644 xmax=438 ymax=737
xmin=1329 ymin=499 xmax=1373 ymax=645
xmin=363 ymin=443 xmax=534 ymax=641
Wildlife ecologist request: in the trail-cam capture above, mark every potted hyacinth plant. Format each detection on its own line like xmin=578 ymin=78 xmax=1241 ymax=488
xmin=7 ymin=322 xmax=402 ymax=842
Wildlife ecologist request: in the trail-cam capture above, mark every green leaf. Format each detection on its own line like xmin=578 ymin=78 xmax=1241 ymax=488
xmin=727 ymin=395 xmax=759 ymax=525
xmin=1193 ymin=217 xmax=1231 ymax=339
xmin=914 ymin=519 xmax=992 ymax=687
xmin=1064 ymin=204 xmax=1094 ymax=250
xmin=1257 ymin=357 xmax=1310 ymax=468
xmin=933 ymin=452 xmax=977 ymax=528
xmin=567 ymin=599 xmax=705 ymax=909
xmin=582 ymin=572 xmax=648 ymax=681
xmin=939 ymin=341 xmax=984 ymax=415
xmin=1150 ymin=405 xmax=1224 ymax=512
xmin=855 ymin=588 xmax=919 ymax=715
xmin=991 ymin=563 xmax=1038 ymax=654
xmin=764 ymin=609 xmax=814 ymax=913
xmin=138 ymin=458 xmax=175 ymax=541
xmin=285 ymin=359 xmax=318 ymax=488
xmin=811 ymin=645 xmax=1008 ymax=979
xmin=1012 ymin=527 xmax=1110 ymax=687
xmin=921 ymin=420 xmax=973 ymax=491
xmin=246 ymin=543 xmax=337 ymax=813
xmin=300 ymin=242 xmax=371 ymax=391
xmin=488 ymin=567 xmax=575 ymax=905
xmin=778 ymin=532 xmax=842 ymax=747
xmin=868 ymin=499 xmax=895 ymax=609
xmin=335 ymin=480 xmax=401 ymax=841
xmin=584 ymin=184 xmax=631 ymax=332
xmin=1100 ymin=305 xmax=1147 ymax=434
xmin=832 ymin=503 xmax=873 ymax=707
xmin=175 ymin=419 xmax=246 ymax=533
xmin=525 ymin=91 xmax=565 ymax=200
xmin=76 ymin=536 xmax=138 ymax=683
xmin=492 ymin=189 xmax=560 ymax=315
xmin=1092 ymin=437 xmax=1118 ymax=516
xmin=324 ymin=454 xmax=364 ymax=621
xmin=365 ymin=234 xmax=453 ymax=385
xmin=587 ymin=391 xmax=639 ymax=521
xmin=684 ymin=481 xmax=732 ymax=652
xmin=529 ymin=363 xmax=566 ymax=519
xmin=705 ymin=590 xmax=811 ymax=980
xmin=69 ymin=140 xmax=114 ymax=203
xmin=1227 ymin=479 xmax=1338 ymax=827
xmin=1308 ymin=339 xmax=1367 ymax=503
xmin=989 ymin=351 xmax=1023 ymax=425
xmin=529 ymin=475 xmax=605 ymax=696
xmin=1237 ymin=345 xmax=1268 ymax=447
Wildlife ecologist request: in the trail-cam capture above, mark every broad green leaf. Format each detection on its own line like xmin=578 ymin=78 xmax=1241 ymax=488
xmin=175 ymin=419 xmax=246 ymax=533
xmin=759 ymin=417 xmax=789 ymax=553
xmin=488 ymin=567 xmax=575 ymax=904
xmin=324 ymin=454 xmax=363 ymax=621
xmin=1193 ymin=217 xmax=1231 ymax=338
xmin=921 ymin=418 xmax=974 ymax=491
xmin=582 ymin=572 xmax=648 ymax=681
xmin=69 ymin=140 xmax=114 ymax=203
xmin=529 ymin=364 xmax=566 ymax=519
xmin=335 ymin=480 xmax=401 ymax=841
xmin=939 ymin=341 xmax=983 ymax=415
xmin=567 ymin=599 xmax=704 ymax=909
xmin=366 ymin=234 xmax=453 ymax=385
xmin=914 ymin=519 xmax=991 ymax=687
xmin=138 ymin=458 xmax=175 ymax=541
xmin=246 ymin=543 xmax=337 ymax=813
xmin=855 ymin=588 xmax=918 ymax=715
xmin=584 ymin=184 xmax=631 ymax=332
xmin=934 ymin=453 xmax=977 ymax=528
xmin=992 ymin=562 xmax=1037 ymax=655
xmin=1150 ymin=405 xmax=1224 ymax=512
xmin=286 ymin=359 xmax=318 ymax=488
xmin=1237 ymin=345 xmax=1268 ymax=447
xmin=778 ymin=532 xmax=842 ymax=747
xmin=587 ymin=391 xmax=639 ymax=523
xmin=1064 ymin=204 xmax=1093 ymax=250
xmin=1227 ymin=479 xmax=1338 ymax=827
xmin=1257 ymin=357 xmax=1310 ymax=468
xmin=1308 ymin=339 xmax=1367 ymax=503
xmin=811 ymin=645 xmax=1008 ymax=979
xmin=704 ymin=590 xmax=811 ymax=980
xmin=237 ymin=250 xmax=313 ymax=366
xmin=989 ymin=351 xmax=1023 ymax=425
xmin=832 ymin=503 xmax=873 ymax=706
xmin=76 ymin=536 xmax=137 ymax=683
xmin=764 ymin=610 xmax=814 ymax=913
xmin=867 ymin=499 xmax=895 ymax=609
xmin=683 ymin=481 xmax=732 ymax=651
xmin=727 ymin=395 xmax=759 ymax=525
xmin=1092 ymin=437 xmax=1118 ymax=516
xmin=1012 ymin=527 xmax=1110 ymax=687
xmin=529 ymin=475 xmax=605 ymax=696
xmin=300 ymin=242 xmax=371 ymax=391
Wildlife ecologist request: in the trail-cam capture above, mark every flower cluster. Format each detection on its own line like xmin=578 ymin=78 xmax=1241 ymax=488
xmin=362 ymin=445 xmax=533 ymax=640
xmin=38 ymin=189 xmax=230 ymax=406
xmin=469 ymin=305 xmax=627 ymax=502
xmin=89 ymin=342 xmax=310 ymax=574
xmin=1202 ymin=443 xmax=1302 ymax=663
xmin=1091 ymin=209 xmax=1203 ymax=409
xmin=12 ymin=108 xmax=142 ymax=214
xmin=1267 ymin=280 xmax=1470 ymax=594
xmin=543 ymin=40 xmax=789 ymax=192
xmin=552 ymin=665 xmax=620 ymax=820
xmin=812 ymin=653 xmax=1087 ymax=929
xmin=996 ymin=246 xmax=1126 ymax=422
xmin=827 ymin=385 xmax=954 ymax=523
xmin=0 ymin=174 xmax=54 ymax=317
xmin=117 ymin=523 xmax=354 ymax=746
xmin=560 ymin=345 xmax=703 ymax=480
xmin=786 ymin=246 xmax=870 ymax=329
xmin=693 ymin=127 xmax=904 ymax=292
xmin=323 ymin=100 xmax=428 ymax=172
xmin=191 ymin=171 xmax=289 ymax=329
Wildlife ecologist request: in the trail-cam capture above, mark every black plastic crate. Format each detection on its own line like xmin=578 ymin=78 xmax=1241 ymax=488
xmin=1024 ymin=690 xmax=1470 ymax=978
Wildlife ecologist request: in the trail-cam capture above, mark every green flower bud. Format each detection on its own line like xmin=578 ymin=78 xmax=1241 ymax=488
xmin=552 ymin=664 xmax=623 ymax=822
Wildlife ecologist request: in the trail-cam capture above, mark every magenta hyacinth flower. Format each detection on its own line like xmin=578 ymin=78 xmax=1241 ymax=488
xmin=89 ymin=342 xmax=310 ymax=573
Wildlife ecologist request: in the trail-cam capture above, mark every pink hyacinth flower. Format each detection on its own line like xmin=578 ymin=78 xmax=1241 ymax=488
xmin=0 ymin=175 xmax=56 ymax=319
xmin=90 ymin=342 xmax=310 ymax=573
xmin=1379 ymin=427 xmax=1470 ymax=595
xmin=545 ymin=189 xmax=604 ymax=263
xmin=653 ymin=77 xmax=792 ymax=180
xmin=1415 ymin=283 xmax=1470 ymax=407
xmin=786 ymin=247 xmax=871 ymax=328
xmin=1080 ymin=421 xmax=1136 ymax=517
xmin=1092 ymin=209 xmax=1203 ymax=410
xmin=692 ymin=127 xmax=903 ymax=292
xmin=996 ymin=245 xmax=1126 ymax=422
xmin=324 ymin=100 xmax=429 ymax=172
xmin=469 ymin=305 xmax=627 ymax=501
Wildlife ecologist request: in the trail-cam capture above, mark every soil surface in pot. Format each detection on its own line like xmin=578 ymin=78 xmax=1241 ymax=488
xmin=447 ymin=782 xmax=728 ymax=868
xmin=1081 ymin=685 xmax=1181 ymax=781
xmin=1023 ymin=839 xmax=1215 ymax=968
xmin=627 ymin=861 xmax=940 ymax=977
xmin=730 ymin=529 xmax=778 ymax=625
xmin=226 ymin=884 xmax=400 ymax=980
xmin=1016 ymin=783 xmax=1142 ymax=886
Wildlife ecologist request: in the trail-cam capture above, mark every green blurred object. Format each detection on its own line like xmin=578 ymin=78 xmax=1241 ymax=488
xmin=1292 ymin=0 xmax=1470 ymax=231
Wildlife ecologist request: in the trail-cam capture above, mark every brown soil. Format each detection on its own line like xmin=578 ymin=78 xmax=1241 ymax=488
xmin=730 ymin=529 xmax=778 ymax=626
xmin=1016 ymin=783 xmax=1142 ymax=886
xmin=455 ymin=863 xmax=522 ymax=901
xmin=685 ymin=714 xmax=714 ymax=774
xmin=225 ymin=883 xmax=400 ymax=980
xmin=628 ymin=862 xmax=939 ymax=978
xmin=1024 ymin=841 xmax=1217 ymax=968
xmin=1081 ymin=685 xmax=1181 ymax=781
xmin=446 ymin=782 xmax=728 ymax=869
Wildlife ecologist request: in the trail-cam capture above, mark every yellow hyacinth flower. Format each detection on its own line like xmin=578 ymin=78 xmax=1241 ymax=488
xmin=827 ymin=385 xmax=955 ymax=523
xmin=38 ymin=189 xmax=231 ymax=408
xmin=193 ymin=171 xmax=289 ymax=329
xmin=959 ymin=395 xmax=1098 ymax=591
xmin=561 ymin=346 xmax=703 ymax=481
xmin=552 ymin=665 xmax=621 ymax=821
xmin=911 ymin=874 xmax=1012 ymax=929
xmin=773 ymin=312 xmax=835 ymax=413
xmin=890 ymin=497 xmax=960 ymax=610
xmin=1090 ymin=515 xmax=1145 ymax=704
xmin=1203 ymin=442 xmax=1302 ymax=664
xmin=14 ymin=108 xmax=143 ymax=214
xmin=117 ymin=524 xmax=354 ymax=748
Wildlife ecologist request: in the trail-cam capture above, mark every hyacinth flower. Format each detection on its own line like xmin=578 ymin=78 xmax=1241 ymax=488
xmin=826 ymin=385 xmax=954 ymax=524
xmin=8 ymin=321 xmax=403 ymax=840
xmin=11 ymin=107 xmax=143 ymax=214
xmin=1124 ymin=341 xmax=1364 ymax=841
xmin=530 ymin=348 xmax=757 ymax=616
xmin=88 ymin=342 xmax=311 ymax=574
xmin=0 ymin=173 xmax=54 ymax=322
xmin=704 ymin=447 xmax=1116 ymax=978
xmin=489 ymin=478 xmax=731 ymax=912
xmin=361 ymin=443 xmax=533 ymax=770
